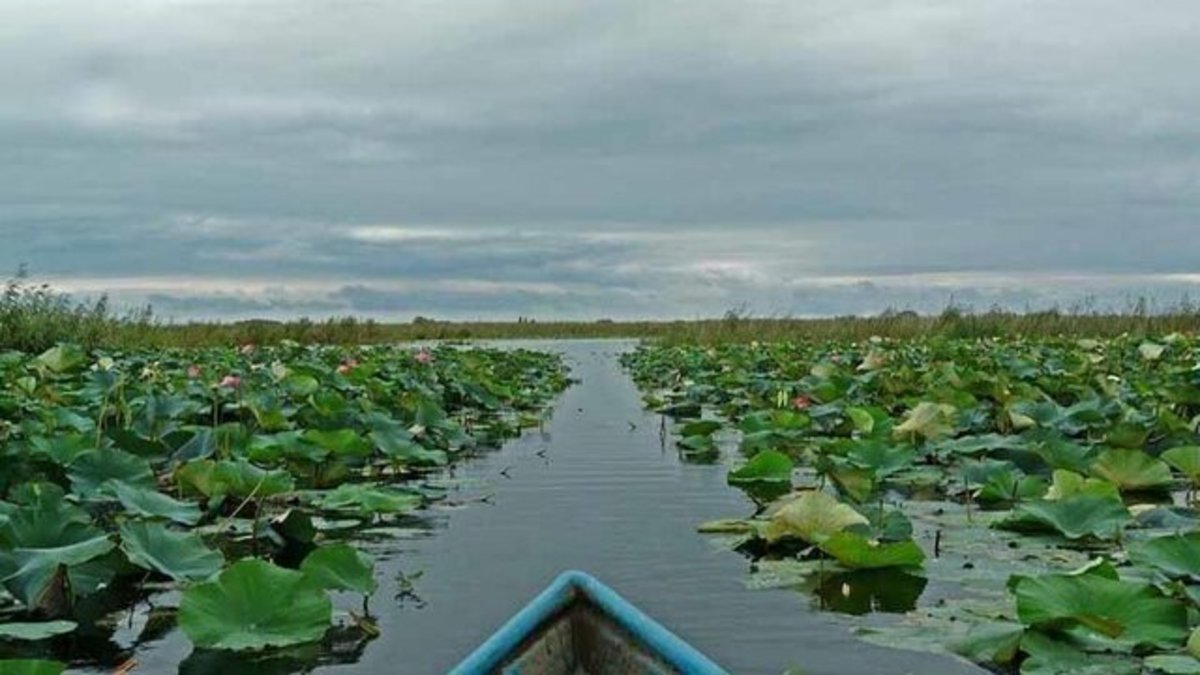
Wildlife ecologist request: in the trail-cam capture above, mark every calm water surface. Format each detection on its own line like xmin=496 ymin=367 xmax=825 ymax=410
xmin=94 ymin=340 xmax=986 ymax=674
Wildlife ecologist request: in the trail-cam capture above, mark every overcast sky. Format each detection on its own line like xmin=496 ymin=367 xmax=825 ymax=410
xmin=2 ymin=1 xmax=1198 ymax=320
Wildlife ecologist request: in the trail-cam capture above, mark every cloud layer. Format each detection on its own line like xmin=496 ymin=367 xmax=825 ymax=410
xmin=2 ymin=1 xmax=1198 ymax=319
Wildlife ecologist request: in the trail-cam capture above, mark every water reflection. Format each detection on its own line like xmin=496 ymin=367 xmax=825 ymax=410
xmin=807 ymin=569 xmax=927 ymax=615
xmin=179 ymin=626 xmax=374 ymax=675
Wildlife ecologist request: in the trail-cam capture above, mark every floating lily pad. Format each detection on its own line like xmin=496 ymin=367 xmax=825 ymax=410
xmin=0 ymin=660 xmax=66 ymax=675
xmin=0 ymin=621 xmax=77 ymax=641
xmin=300 ymin=544 xmax=377 ymax=595
xmin=997 ymin=495 xmax=1130 ymax=540
xmin=817 ymin=531 xmax=925 ymax=569
xmin=178 ymin=559 xmax=333 ymax=651
xmin=312 ymin=484 xmax=423 ymax=516
xmin=1013 ymin=572 xmax=1188 ymax=649
xmin=1128 ymin=532 xmax=1200 ymax=581
xmin=728 ymin=450 xmax=793 ymax=485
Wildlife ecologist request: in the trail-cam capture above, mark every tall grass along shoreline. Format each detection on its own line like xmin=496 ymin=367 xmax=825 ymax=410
xmin=3 ymin=273 xmax=1199 ymax=351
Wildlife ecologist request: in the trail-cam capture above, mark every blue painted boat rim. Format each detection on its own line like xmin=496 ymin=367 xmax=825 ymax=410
xmin=448 ymin=570 xmax=730 ymax=674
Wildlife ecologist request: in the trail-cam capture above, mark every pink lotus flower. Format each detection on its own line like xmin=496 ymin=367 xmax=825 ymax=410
xmin=187 ymin=365 xmax=202 ymax=379
xmin=792 ymin=394 xmax=812 ymax=410
xmin=239 ymin=343 xmax=257 ymax=355
xmin=414 ymin=349 xmax=433 ymax=365
xmin=337 ymin=358 xmax=359 ymax=374
xmin=218 ymin=375 xmax=242 ymax=389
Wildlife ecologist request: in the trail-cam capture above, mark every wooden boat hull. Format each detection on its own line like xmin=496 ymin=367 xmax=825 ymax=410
xmin=449 ymin=571 xmax=728 ymax=675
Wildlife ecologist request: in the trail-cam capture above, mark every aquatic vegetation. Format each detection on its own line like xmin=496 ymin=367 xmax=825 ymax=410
xmin=623 ymin=334 xmax=1200 ymax=673
xmin=0 ymin=342 xmax=567 ymax=666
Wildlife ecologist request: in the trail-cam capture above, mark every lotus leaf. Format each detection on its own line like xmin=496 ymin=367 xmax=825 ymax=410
xmin=0 ymin=621 xmax=77 ymax=641
xmin=1128 ymin=533 xmax=1200 ymax=581
xmin=0 ymin=660 xmax=66 ymax=675
xmin=1013 ymin=572 xmax=1187 ymax=649
xmin=892 ymin=402 xmax=956 ymax=442
xmin=118 ymin=521 xmax=224 ymax=582
xmin=300 ymin=544 xmax=377 ymax=595
xmin=817 ymin=531 xmax=925 ymax=569
xmin=1144 ymin=655 xmax=1200 ymax=674
xmin=312 ymin=484 xmax=422 ymax=515
xmin=1163 ymin=446 xmax=1200 ymax=484
xmin=178 ymin=558 xmax=333 ymax=651
xmin=728 ymin=450 xmax=793 ymax=485
xmin=109 ymin=481 xmax=202 ymax=525
xmin=67 ymin=448 xmax=155 ymax=496
xmin=1043 ymin=469 xmax=1120 ymax=501
xmin=1089 ymin=449 xmax=1173 ymax=492
xmin=764 ymin=491 xmax=869 ymax=543
xmin=370 ymin=430 xmax=448 ymax=467
xmin=997 ymin=495 xmax=1130 ymax=540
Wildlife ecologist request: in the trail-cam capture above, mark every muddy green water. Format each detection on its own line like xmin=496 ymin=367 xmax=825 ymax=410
xmin=79 ymin=341 xmax=987 ymax=674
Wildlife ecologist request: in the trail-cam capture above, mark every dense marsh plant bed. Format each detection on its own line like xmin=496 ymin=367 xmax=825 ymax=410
xmin=624 ymin=334 xmax=1200 ymax=674
xmin=0 ymin=342 xmax=568 ymax=670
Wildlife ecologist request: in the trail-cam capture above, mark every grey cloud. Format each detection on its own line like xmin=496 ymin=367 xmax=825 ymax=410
xmin=1 ymin=0 xmax=1198 ymax=319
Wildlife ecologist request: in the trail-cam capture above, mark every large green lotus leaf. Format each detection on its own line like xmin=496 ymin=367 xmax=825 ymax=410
xmin=678 ymin=434 xmax=717 ymax=456
xmin=0 ymin=621 xmax=77 ymax=641
xmin=132 ymin=393 xmax=197 ymax=441
xmin=370 ymin=430 xmax=447 ymax=467
xmin=311 ymin=484 xmax=422 ymax=516
xmin=174 ymin=460 xmax=220 ymax=498
xmin=302 ymin=429 xmax=371 ymax=460
xmin=817 ymin=531 xmax=925 ymax=569
xmin=845 ymin=407 xmax=877 ymax=435
xmin=172 ymin=428 xmax=217 ymax=463
xmin=34 ymin=345 xmax=86 ymax=374
xmin=1028 ymin=434 xmax=1096 ymax=473
xmin=932 ymin=433 xmax=1028 ymax=458
xmin=1105 ymin=421 xmax=1150 ymax=450
xmin=249 ymin=432 xmax=321 ymax=465
xmin=1089 ymin=449 xmax=1173 ymax=491
xmin=26 ymin=434 xmax=93 ymax=467
xmin=1163 ymin=446 xmax=1200 ymax=484
xmin=299 ymin=544 xmax=377 ymax=595
xmin=2 ymin=535 xmax=116 ymax=613
xmin=892 ymin=402 xmax=957 ymax=442
xmin=118 ymin=521 xmax=224 ymax=583
xmin=109 ymin=481 xmax=202 ymax=526
xmin=727 ymin=450 xmax=793 ymax=484
xmin=1145 ymin=655 xmax=1200 ymax=674
xmin=844 ymin=441 xmax=916 ymax=477
xmin=679 ymin=420 xmax=721 ymax=437
xmin=178 ymin=559 xmax=332 ymax=651
xmin=175 ymin=459 xmax=294 ymax=500
xmin=1043 ymin=470 xmax=1120 ymax=501
xmin=997 ymin=495 xmax=1130 ymax=540
xmin=0 ymin=660 xmax=66 ymax=675
xmin=764 ymin=491 xmax=869 ymax=544
xmin=213 ymin=460 xmax=295 ymax=499
xmin=67 ymin=448 xmax=155 ymax=496
xmin=1017 ymin=630 xmax=1141 ymax=674
xmin=976 ymin=469 xmax=1047 ymax=505
xmin=1128 ymin=532 xmax=1200 ymax=580
xmin=0 ymin=484 xmax=96 ymax=549
xmin=1013 ymin=573 xmax=1188 ymax=649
